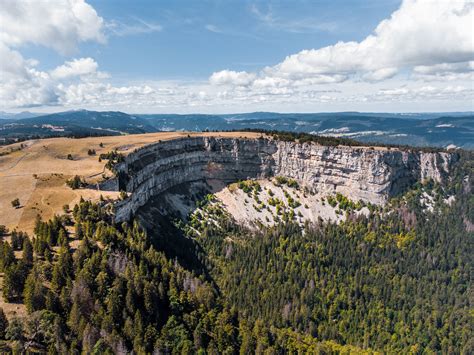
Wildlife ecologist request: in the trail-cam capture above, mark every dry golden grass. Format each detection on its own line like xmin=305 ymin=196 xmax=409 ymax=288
xmin=0 ymin=131 xmax=261 ymax=234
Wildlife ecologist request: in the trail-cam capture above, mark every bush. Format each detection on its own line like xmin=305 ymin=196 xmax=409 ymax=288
xmin=287 ymin=179 xmax=299 ymax=188
xmin=327 ymin=196 xmax=337 ymax=208
xmin=11 ymin=198 xmax=20 ymax=209
xmin=238 ymin=180 xmax=261 ymax=195
xmin=275 ymin=176 xmax=288 ymax=185
xmin=0 ymin=225 xmax=8 ymax=236
xmin=66 ymin=175 xmax=86 ymax=190
xmin=274 ymin=176 xmax=299 ymax=189
xmin=99 ymin=150 xmax=125 ymax=172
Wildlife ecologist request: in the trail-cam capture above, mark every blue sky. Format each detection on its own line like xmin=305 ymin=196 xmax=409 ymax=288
xmin=86 ymin=0 xmax=400 ymax=80
xmin=0 ymin=0 xmax=472 ymax=113
xmin=22 ymin=1 xmax=401 ymax=80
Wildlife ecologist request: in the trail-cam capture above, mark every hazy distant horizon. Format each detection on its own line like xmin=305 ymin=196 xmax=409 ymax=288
xmin=2 ymin=109 xmax=473 ymax=118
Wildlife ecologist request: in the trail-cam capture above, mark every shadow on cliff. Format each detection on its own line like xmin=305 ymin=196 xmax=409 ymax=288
xmin=134 ymin=180 xmax=226 ymax=285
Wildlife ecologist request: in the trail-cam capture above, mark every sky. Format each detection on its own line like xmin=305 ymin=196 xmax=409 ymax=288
xmin=0 ymin=0 xmax=473 ymax=114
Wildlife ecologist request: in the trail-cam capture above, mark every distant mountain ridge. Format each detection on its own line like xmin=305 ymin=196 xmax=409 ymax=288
xmin=0 ymin=109 xmax=472 ymax=148
xmin=0 ymin=111 xmax=44 ymax=120
xmin=0 ymin=110 xmax=156 ymax=141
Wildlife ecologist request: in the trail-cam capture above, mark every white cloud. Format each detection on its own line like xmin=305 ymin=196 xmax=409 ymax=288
xmin=205 ymin=24 xmax=222 ymax=33
xmin=412 ymin=61 xmax=474 ymax=81
xmin=362 ymin=68 xmax=398 ymax=82
xmin=0 ymin=0 xmax=105 ymax=55
xmin=250 ymin=4 xmax=338 ymax=34
xmin=414 ymin=62 xmax=474 ymax=75
xmin=252 ymin=77 xmax=290 ymax=89
xmin=200 ymin=0 xmax=474 ymax=112
xmin=372 ymin=85 xmax=473 ymax=103
xmin=50 ymin=58 xmax=99 ymax=79
xmin=0 ymin=0 xmax=106 ymax=107
xmin=106 ymin=19 xmax=162 ymax=36
xmin=209 ymin=70 xmax=256 ymax=86
xmin=0 ymin=40 xmax=60 ymax=107
xmin=212 ymin=0 xmax=473 ymax=89
xmin=267 ymin=0 xmax=472 ymax=81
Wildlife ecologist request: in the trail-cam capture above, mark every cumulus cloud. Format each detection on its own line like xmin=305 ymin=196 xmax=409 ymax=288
xmin=0 ymin=0 xmax=105 ymax=55
xmin=362 ymin=68 xmax=398 ymax=82
xmin=267 ymin=0 xmax=473 ymax=81
xmin=209 ymin=70 xmax=256 ymax=86
xmin=0 ymin=0 xmax=107 ymax=107
xmin=412 ymin=61 xmax=474 ymax=81
xmin=50 ymin=58 xmax=100 ymax=80
xmin=211 ymin=0 xmax=473 ymax=90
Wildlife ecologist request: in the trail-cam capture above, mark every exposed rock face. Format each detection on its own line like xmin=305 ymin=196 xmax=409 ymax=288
xmin=111 ymin=136 xmax=456 ymax=222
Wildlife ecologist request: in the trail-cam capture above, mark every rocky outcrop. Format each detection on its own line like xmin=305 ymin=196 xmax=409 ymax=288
xmin=110 ymin=136 xmax=456 ymax=222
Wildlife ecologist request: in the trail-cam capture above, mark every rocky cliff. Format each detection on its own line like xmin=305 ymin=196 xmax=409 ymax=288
xmin=110 ymin=136 xmax=456 ymax=222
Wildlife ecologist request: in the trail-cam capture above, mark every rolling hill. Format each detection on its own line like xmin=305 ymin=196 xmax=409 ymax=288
xmin=1 ymin=110 xmax=472 ymax=148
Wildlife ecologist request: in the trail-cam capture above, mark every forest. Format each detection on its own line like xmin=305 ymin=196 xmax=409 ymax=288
xmin=0 ymin=150 xmax=472 ymax=354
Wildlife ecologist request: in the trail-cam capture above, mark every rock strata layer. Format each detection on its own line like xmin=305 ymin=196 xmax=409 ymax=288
xmin=109 ymin=136 xmax=455 ymax=222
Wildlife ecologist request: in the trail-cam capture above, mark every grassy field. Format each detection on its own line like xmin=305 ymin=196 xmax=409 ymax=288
xmin=0 ymin=131 xmax=261 ymax=234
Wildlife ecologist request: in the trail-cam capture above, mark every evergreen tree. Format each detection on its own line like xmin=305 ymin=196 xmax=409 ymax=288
xmin=2 ymin=262 xmax=28 ymax=301
xmin=51 ymin=246 xmax=73 ymax=291
xmin=11 ymin=230 xmax=26 ymax=250
xmin=0 ymin=307 xmax=8 ymax=339
xmin=5 ymin=317 xmax=23 ymax=342
xmin=23 ymin=271 xmax=46 ymax=313
xmin=22 ymin=237 xmax=34 ymax=265
xmin=0 ymin=240 xmax=15 ymax=271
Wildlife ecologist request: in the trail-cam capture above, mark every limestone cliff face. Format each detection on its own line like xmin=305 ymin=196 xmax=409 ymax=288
xmin=111 ymin=136 xmax=455 ymax=222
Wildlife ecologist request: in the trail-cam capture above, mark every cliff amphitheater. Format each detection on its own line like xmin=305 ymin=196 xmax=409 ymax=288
xmin=0 ymin=132 xmax=455 ymax=233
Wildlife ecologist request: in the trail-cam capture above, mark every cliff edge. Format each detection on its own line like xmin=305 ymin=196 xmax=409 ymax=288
xmin=108 ymin=136 xmax=456 ymax=222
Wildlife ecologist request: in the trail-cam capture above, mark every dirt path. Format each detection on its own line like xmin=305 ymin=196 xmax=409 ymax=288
xmin=88 ymin=165 xmax=107 ymax=178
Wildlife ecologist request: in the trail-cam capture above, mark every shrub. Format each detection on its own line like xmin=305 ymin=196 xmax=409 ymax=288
xmin=11 ymin=198 xmax=20 ymax=209
xmin=66 ymin=175 xmax=86 ymax=190
xmin=99 ymin=150 xmax=125 ymax=170
xmin=327 ymin=196 xmax=337 ymax=208
xmin=120 ymin=191 xmax=128 ymax=200
xmin=287 ymin=179 xmax=299 ymax=188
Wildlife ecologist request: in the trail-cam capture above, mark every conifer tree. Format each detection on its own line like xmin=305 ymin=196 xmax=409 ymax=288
xmin=0 ymin=307 xmax=8 ymax=339
xmin=23 ymin=271 xmax=46 ymax=313
xmin=22 ymin=237 xmax=33 ymax=265
xmin=0 ymin=241 xmax=15 ymax=271
xmin=2 ymin=262 xmax=28 ymax=301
